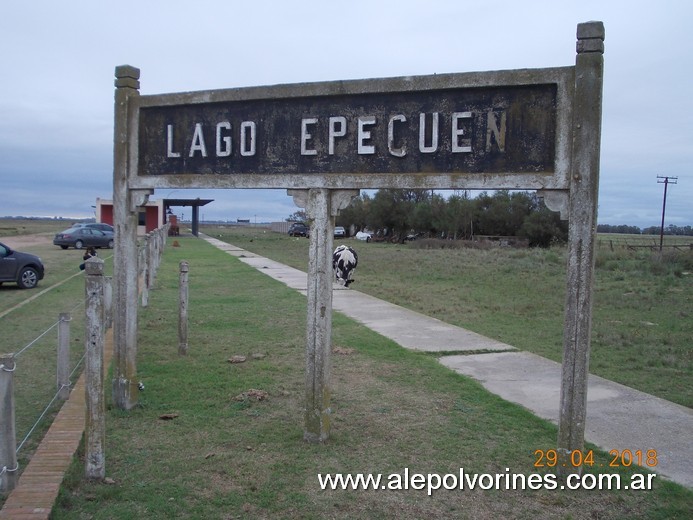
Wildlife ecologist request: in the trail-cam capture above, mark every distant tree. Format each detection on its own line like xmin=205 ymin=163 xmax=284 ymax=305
xmin=286 ymin=210 xmax=307 ymax=222
xmin=474 ymin=191 xmax=533 ymax=236
xmin=597 ymin=224 xmax=641 ymax=234
xmin=369 ymin=189 xmax=430 ymax=241
xmin=337 ymin=193 xmax=371 ymax=232
xmin=444 ymin=191 xmax=475 ymax=239
xmin=642 ymin=224 xmax=693 ymax=236
xmin=518 ymin=201 xmax=569 ymax=247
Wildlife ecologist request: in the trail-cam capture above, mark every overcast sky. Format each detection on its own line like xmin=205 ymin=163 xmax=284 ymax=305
xmin=1 ymin=0 xmax=691 ymax=228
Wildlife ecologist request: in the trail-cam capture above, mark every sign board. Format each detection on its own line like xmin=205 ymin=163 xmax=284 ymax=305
xmin=113 ymin=21 xmax=604 ymax=461
xmin=130 ymin=68 xmax=574 ymax=191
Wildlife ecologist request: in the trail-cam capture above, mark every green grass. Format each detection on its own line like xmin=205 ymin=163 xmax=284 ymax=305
xmin=43 ymin=234 xmax=690 ymax=519
xmin=1 ymin=220 xmax=690 ymax=517
xmin=205 ymin=226 xmax=693 ymax=408
xmin=0 ymin=218 xmax=85 ymax=237
xmin=0 ymin=232 xmax=115 ymax=474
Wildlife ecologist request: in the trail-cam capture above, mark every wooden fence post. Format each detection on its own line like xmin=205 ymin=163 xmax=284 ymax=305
xmin=178 ymin=261 xmax=189 ymax=355
xmin=85 ymin=257 xmax=106 ymax=480
xmin=57 ymin=313 xmax=71 ymax=400
xmin=0 ymin=353 xmax=18 ymax=492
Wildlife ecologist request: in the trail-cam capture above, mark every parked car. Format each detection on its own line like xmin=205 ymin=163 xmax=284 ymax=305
xmin=288 ymin=222 xmax=310 ymax=237
xmin=70 ymin=222 xmax=114 ymax=233
xmin=334 ymin=226 xmax=346 ymax=238
xmin=0 ymin=241 xmax=45 ymax=289
xmin=53 ymin=227 xmax=114 ymax=249
xmin=355 ymin=231 xmax=373 ymax=242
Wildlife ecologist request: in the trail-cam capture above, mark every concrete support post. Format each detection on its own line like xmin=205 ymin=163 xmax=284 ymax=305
xmin=112 ymin=65 xmax=150 ymax=410
xmin=557 ymin=22 xmax=605 ymax=476
xmin=57 ymin=313 xmax=71 ymax=400
xmin=103 ymin=276 xmax=113 ymax=331
xmin=290 ymin=188 xmax=359 ymax=443
xmin=141 ymin=234 xmax=150 ymax=307
xmin=179 ymin=261 xmax=189 ymax=356
xmin=85 ymin=257 xmax=106 ymax=480
xmin=0 ymin=354 xmax=18 ymax=492
xmin=192 ymin=206 xmax=200 ymax=236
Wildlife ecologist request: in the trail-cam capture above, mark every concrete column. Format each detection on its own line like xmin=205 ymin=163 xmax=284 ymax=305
xmin=0 ymin=354 xmax=18 ymax=492
xmin=112 ymin=65 xmax=149 ymax=410
xmin=290 ymin=188 xmax=358 ymax=443
xmin=85 ymin=257 xmax=106 ymax=480
xmin=179 ymin=261 xmax=189 ymax=356
xmin=557 ymin=22 xmax=605 ymax=476
xmin=57 ymin=313 xmax=71 ymax=400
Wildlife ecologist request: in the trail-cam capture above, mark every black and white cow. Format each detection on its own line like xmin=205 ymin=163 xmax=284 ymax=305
xmin=333 ymin=245 xmax=358 ymax=287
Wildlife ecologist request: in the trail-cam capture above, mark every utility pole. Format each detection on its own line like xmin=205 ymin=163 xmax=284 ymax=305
xmin=657 ymin=175 xmax=678 ymax=252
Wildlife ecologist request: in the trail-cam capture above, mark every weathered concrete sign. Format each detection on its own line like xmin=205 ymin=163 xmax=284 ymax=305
xmin=129 ymin=68 xmax=574 ymax=191
xmin=141 ymin=84 xmax=557 ymax=176
xmin=113 ymin=22 xmax=605 ymax=475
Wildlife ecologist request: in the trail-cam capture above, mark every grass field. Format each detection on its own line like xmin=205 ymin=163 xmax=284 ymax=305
xmin=1 ymin=220 xmax=691 ymax=518
xmin=0 ymin=225 xmax=115 ymax=476
xmin=204 ymin=225 xmax=693 ymax=408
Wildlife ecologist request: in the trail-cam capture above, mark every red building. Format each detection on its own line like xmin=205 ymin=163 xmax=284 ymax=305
xmin=95 ymin=197 xmax=213 ymax=236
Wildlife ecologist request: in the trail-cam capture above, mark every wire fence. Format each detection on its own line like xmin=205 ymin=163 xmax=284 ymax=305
xmin=14 ymin=340 xmax=86 ymax=455
xmin=1 ymin=224 xmax=169 ymax=494
xmin=8 ymin=298 xmax=87 ymax=455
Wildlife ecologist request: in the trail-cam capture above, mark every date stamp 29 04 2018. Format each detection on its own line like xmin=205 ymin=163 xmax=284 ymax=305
xmin=534 ymin=449 xmax=658 ymax=469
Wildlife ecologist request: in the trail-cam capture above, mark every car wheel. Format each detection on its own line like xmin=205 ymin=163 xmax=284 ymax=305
xmin=366 ymin=236 xmax=371 ymax=242
xmin=107 ymin=239 xmax=114 ymax=248
xmin=75 ymin=240 xmax=84 ymax=249
xmin=18 ymin=267 xmax=39 ymax=289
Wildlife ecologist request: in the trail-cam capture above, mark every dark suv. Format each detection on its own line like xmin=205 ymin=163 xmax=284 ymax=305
xmin=288 ymin=223 xmax=310 ymax=237
xmin=0 ymin=241 xmax=45 ymax=289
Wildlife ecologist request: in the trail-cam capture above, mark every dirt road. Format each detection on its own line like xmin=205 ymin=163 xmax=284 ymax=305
xmin=0 ymin=233 xmax=54 ymax=248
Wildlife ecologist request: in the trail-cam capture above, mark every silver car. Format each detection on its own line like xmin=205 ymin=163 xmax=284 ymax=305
xmin=53 ymin=227 xmax=114 ymax=250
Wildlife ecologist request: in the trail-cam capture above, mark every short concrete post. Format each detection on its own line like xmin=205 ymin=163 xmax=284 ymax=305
xmin=84 ymin=257 xmax=106 ymax=480
xmin=57 ymin=313 xmax=71 ymax=400
xmin=141 ymin=235 xmax=150 ymax=307
xmin=0 ymin=353 xmax=18 ymax=492
xmin=178 ymin=261 xmax=189 ymax=356
xmin=103 ymin=276 xmax=113 ymax=330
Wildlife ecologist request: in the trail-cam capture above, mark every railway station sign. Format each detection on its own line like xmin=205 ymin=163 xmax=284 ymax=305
xmin=130 ymin=67 xmax=574 ymax=191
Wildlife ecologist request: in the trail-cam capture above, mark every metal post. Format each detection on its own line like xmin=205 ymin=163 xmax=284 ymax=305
xmin=57 ymin=313 xmax=71 ymax=400
xmin=179 ymin=261 xmax=189 ymax=356
xmin=85 ymin=257 xmax=106 ymax=480
xmin=0 ymin=353 xmax=18 ymax=492
xmin=557 ymin=22 xmax=605 ymax=476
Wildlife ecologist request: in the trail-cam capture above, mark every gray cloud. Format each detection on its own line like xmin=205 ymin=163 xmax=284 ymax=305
xmin=1 ymin=0 xmax=690 ymax=228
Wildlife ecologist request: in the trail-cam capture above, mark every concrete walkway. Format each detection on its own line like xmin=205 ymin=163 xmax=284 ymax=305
xmin=203 ymin=235 xmax=693 ymax=489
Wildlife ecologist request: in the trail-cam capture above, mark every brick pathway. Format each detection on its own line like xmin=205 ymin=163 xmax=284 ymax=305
xmin=0 ymin=330 xmax=113 ymax=519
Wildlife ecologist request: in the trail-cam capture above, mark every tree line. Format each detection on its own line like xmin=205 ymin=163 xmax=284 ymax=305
xmin=334 ymin=190 xmax=569 ymax=247
xmin=287 ymin=190 xmax=691 ymax=246
xmin=598 ymin=223 xmax=693 ymax=236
